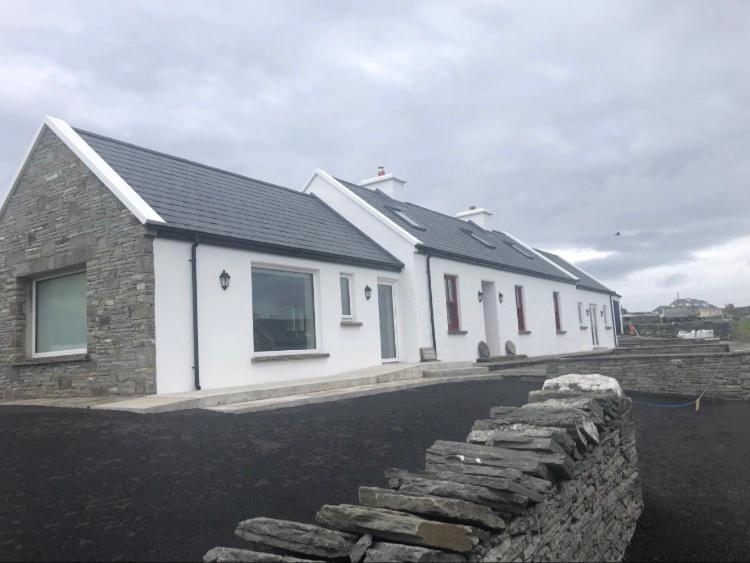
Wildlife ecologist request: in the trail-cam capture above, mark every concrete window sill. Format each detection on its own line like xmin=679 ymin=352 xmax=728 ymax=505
xmin=12 ymin=354 xmax=91 ymax=367
xmin=556 ymin=330 xmax=568 ymax=335
xmin=447 ymin=329 xmax=468 ymax=335
xmin=518 ymin=330 xmax=532 ymax=335
xmin=340 ymin=320 xmax=363 ymax=327
xmin=252 ymin=352 xmax=330 ymax=363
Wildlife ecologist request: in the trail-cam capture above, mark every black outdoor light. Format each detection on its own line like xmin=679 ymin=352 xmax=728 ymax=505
xmin=364 ymin=285 xmax=373 ymax=300
xmin=498 ymin=292 xmax=504 ymax=304
xmin=478 ymin=290 xmax=484 ymax=303
xmin=219 ymin=269 xmax=231 ymax=290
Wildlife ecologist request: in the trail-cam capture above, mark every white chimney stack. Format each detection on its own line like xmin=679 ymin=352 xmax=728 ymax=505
xmin=455 ymin=206 xmax=493 ymax=231
xmin=361 ymin=167 xmax=406 ymax=200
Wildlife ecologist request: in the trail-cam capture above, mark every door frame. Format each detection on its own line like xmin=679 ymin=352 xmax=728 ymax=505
xmin=481 ymin=280 xmax=501 ymax=356
xmin=377 ymin=280 xmax=399 ymax=363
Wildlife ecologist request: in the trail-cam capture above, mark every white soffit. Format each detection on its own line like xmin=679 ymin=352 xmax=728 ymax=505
xmin=0 ymin=116 xmax=165 ymax=225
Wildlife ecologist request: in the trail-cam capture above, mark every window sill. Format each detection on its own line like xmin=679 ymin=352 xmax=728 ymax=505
xmin=518 ymin=330 xmax=532 ymax=335
xmin=580 ymin=326 xmax=589 ymax=330
xmin=12 ymin=354 xmax=90 ymax=367
xmin=252 ymin=352 xmax=330 ymax=363
xmin=447 ymin=329 xmax=468 ymax=335
xmin=605 ymin=326 xmax=613 ymax=330
xmin=556 ymin=330 xmax=567 ymax=335
xmin=340 ymin=320 xmax=363 ymax=327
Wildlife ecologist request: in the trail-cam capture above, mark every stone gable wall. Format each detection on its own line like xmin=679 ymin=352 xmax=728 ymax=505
xmin=0 ymin=127 xmax=156 ymax=399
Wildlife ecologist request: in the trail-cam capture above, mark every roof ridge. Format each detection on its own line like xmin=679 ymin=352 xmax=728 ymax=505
xmin=74 ymin=127 xmax=310 ymax=199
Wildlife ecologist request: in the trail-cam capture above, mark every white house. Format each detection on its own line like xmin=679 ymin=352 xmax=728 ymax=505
xmin=0 ymin=117 xmax=620 ymax=400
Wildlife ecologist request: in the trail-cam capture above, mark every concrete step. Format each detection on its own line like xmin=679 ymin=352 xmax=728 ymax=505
xmin=476 ymin=354 xmax=528 ymax=363
xmin=422 ymin=366 xmax=490 ymax=379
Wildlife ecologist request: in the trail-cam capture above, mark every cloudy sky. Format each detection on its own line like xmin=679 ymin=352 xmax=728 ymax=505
xmin=1 ymin=1 xmax=748 ymax=311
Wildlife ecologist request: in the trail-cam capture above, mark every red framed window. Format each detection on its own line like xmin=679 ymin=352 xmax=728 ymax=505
xmin=515 ymin=285 xmax=526 ymax=332
xmin=553 ymin=291 xmax=562 ymax=331
xmin=445 ymin=275 xmax=460 ymax=331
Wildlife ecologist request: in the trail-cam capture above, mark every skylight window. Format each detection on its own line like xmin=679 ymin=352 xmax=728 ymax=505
xmin=505 ymin=241 xmax=535 ymax=259
xmin=387 ymin=207 xmax=425 ymax=230
xmin=461 ymin=228 xmax=496 ymax=249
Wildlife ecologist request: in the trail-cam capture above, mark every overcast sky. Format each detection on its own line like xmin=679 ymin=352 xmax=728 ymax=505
xmin=1 ymin=1 xmax=748 ymax=311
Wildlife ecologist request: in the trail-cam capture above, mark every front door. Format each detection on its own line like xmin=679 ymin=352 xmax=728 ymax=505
xmin=378 ymin=283 xmax=397 ymax=361
xmin=481 ymin=281 xmax=501 ymax=356
xmin=589 ymin=304 xmax=599 ymax=346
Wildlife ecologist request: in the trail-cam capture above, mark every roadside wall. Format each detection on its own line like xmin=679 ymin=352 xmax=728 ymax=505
xmin=204 ymin=379 xmax=643 ymax=563
xmin=552 ymin=352 xmax=750 ymax=400
xmin=612 ymin=343 xmax=729 ymax=355
xmin=634 ymin=319 xmax=733 ymax=340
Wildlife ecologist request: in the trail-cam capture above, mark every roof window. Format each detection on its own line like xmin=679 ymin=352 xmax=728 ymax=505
xmin=461 ymin=228 xmax=496 ymax=249
xmin=387 ymin=206 xmax=425 ymax=230
xmin=505 ymin=241 xmax=535 ymax=259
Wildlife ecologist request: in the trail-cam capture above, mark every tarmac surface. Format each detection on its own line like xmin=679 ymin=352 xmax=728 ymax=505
xmin=0 ymin=379 xmax=748 ymax=562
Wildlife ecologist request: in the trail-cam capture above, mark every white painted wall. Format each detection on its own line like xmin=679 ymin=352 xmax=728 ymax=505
xmin=153 ymin=237 xmax=405 ymax=393
xmin=575 ymin=289 xmax=618 ymax=350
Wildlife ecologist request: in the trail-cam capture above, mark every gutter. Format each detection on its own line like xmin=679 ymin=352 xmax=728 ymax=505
xmin=190 ymin=236 xmax=201 ymax=390
xmin=426 ymin=253 xmax=438 ymax=356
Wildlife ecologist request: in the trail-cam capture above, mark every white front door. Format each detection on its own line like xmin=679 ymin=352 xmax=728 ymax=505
xmin=378 ymin=283 xmax=398 ymax=361
xmin=589 ymin=304 xmax=599 ymax=346
xmin=481 ymin=280 xmax=501 ymax=356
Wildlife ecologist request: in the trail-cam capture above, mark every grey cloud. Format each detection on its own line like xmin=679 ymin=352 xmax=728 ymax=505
xmin=0 ymin=1 xmax=748 ymax=309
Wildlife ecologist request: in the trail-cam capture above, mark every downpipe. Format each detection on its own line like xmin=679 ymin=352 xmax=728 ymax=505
xmin=191 ymin=236 xmax=201 ymax=390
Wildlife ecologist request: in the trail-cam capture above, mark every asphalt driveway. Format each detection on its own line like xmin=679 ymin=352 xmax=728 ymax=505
xmin=1 ymin=380 xmax=748 ymax=562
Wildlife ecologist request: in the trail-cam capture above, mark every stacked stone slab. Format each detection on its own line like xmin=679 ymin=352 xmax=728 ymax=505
xmin=204 ymin=374 xmax=643 ymax=562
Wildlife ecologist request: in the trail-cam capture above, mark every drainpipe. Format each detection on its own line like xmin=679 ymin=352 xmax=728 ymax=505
xmin=426 ymin=253 xmax=438 ymax=356
xmin=191 ymin=236 xmax=201 ymax=390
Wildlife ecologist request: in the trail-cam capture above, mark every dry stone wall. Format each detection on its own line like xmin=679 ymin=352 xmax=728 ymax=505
xmin=204 ymin=375 xmax=643 ymax=562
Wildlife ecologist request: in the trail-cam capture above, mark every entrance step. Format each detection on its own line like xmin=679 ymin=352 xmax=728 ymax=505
xmin=421 ymin=366 xmax=490 ymax=379
xmin=476 ymin=354 xmax=528 ymax=363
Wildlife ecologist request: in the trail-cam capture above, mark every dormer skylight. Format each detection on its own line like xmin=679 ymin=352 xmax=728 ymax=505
xmin=462 ymin=228 xmax=496 ymax=249
xmin=505 ymin=241 xmax=535 ymax=259
xmin=387 ymin=206 xmax=425 ymax=230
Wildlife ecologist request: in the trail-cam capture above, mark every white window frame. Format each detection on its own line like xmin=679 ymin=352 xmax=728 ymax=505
xmin=339 ymin=273 xmax=354 ymax=319
xmin=31 ymin=269 xmax=88 ymax=358
xmin=377 ymin=277 xmax=400 ymax=363
xmin=251 ymin=264 xmax=322 ymax=358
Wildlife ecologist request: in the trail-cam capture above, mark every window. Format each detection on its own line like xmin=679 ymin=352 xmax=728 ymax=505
xmin=444 ymin=275 xmax=460 ymax=331
xmin=515 ymin=285 xmax=527 ymax=332
xmin=461 ymin=228 xmax=496 ymax=249
xmin=577 ymin=302 xmax=585 ymax=326
xmin=387 ymin=206 xmax=425 ymax=230
xmin=339 ymin=275 xmax=353 ymax=318
xmin=603 ymin=305 xmax=611 ymax=327
xmin=553 ymin=291 xmax=562 ymax=332
xmin=252 ymin=268 xmax=316 ymax=352
xmin=505 ymin=241 xmax=535 ymax=259
xmin=33 ymin=271 xmax=87 ymax=356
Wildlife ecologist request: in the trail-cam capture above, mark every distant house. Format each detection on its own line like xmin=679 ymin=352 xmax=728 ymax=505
xmin=0 ymin=116 xmax=621 ymax=399
xmin=654 ymin=298 xmax=723 ymax=320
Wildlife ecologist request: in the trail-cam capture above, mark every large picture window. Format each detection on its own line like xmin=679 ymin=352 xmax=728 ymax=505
xmin=252 ymin=268 xmax=316 ymax=352
xmin=34 ymin=271 xmax=87 ymax=355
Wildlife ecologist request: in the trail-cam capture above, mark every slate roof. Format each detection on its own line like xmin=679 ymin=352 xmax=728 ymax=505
xmin=535 ymin=250 xmax=616 ymax=295
xmin=336 ymin=179 xmax=576 ymax=283
xmin=75 ymin=129 xmax=402 ymax=270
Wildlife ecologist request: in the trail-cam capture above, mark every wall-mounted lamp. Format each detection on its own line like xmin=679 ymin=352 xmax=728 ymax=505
xmin=478 ymin=290 xmax=484 ymax=303
xmin=364 ymin=285 xmax=373 ymax=300
xmin=219 ymin=269 xmax=231 ymax=290
xmin=498 ymin=292 xmax=504 ymax=304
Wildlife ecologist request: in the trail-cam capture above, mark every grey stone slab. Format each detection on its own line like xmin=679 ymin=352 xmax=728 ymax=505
xmin=359 ymin=487 xmax=506 ymax=531
xmin=363 ymin=542 xmax=464 ymax=562
xmin=395 ymin=477 xmax=531 ymax=515
xmin=234 ymin=517 xmax=356 ymax=559
xmin=349 ymin=534 xmax=372 ymax=563
xmin=314 ymin=504 xmax=486 ymax=554
xmin=203 ymin=547 xmax=321 ymax=562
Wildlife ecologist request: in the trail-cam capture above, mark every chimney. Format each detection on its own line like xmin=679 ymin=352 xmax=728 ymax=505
xmin=360 ymin=167 xmax=406 ymax=200
xmin=455 ymin=206 xmax=493 ymax=231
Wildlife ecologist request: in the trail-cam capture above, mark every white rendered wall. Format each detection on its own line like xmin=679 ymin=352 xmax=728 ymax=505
xmin=575 ymin=289 xmax=618 ymax=351
xmin=153 ymin=237 xmax=405 ymax=393
xmin=426 ymin=256 xmax=583 ymax=360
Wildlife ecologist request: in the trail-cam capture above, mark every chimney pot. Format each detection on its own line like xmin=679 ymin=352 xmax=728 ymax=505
xmin=470 ymin=205 xmax=476 ymax=210
xmin=377 ymin=166 xmax=386 ymax=177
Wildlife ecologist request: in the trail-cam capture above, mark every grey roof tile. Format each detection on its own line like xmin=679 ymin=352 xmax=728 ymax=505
xmin=75 ymin=129 xmax=402 ymax=270
xmin=337 ymin=179 xmax=576 ymax=283
xmin=534 ymin=249 xmax=615 ymax=294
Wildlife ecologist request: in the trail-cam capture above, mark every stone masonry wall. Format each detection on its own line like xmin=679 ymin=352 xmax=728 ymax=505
xmin=0 ymin=127 xmax=156 ymax=399
xmin=550 ymin=352 xmax=750 ymax=400
xmin=203 ymin=375 xmax=643 ymax=562
xmin=633 ymin=319 xmax=733 ymax=340
xmin=612 ymin=342 xmax=729 ymax=355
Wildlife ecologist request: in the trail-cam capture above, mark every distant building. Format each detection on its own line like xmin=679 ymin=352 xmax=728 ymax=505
xmin=653 ymin=297 xmax=723 ymax=320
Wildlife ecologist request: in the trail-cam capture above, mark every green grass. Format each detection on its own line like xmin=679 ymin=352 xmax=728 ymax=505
xmin=732 ymin=315 xmax=750 ymax=342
